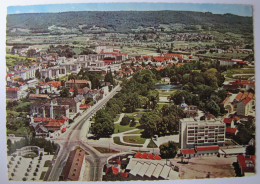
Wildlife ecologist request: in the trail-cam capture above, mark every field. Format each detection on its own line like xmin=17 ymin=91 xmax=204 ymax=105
xmin=123 ymin=136 xmax=146 ymax=144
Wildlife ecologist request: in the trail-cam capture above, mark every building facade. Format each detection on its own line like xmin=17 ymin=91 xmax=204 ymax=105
xmin=179 ymin=118 xmax=225 ymax=149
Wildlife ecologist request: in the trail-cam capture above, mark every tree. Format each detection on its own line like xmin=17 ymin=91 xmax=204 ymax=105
xmin=120 ymin=116 xmax=131 ymax=126
xmin=205 ymin=99 xmax=220 ymax=116
xmin=246 ymin=145 xmax=255 ymax=155
xmin=140 ymin=112 xmax=162 ymax=138
xmin=104 ymin=70 xmax=114 ymax=86
xmin=159 ymin=141 xmax=178 ymax=159
xmin=60 ymin=87 xmax=70 ymax=97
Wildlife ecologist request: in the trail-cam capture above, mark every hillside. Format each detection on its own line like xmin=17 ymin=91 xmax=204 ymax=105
xmin=7 ymin=11 xmax=253 ymax=34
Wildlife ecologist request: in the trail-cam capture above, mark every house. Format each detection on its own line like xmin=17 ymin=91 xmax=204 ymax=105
xmin=181 ymin=149 xmax=196 ymax=158
xmin=183 ymin=105 xmax=198 ymax=118
xmin=32 ymin=124 xmax=49 ymax=137
xmin=223 ymin=118 xmax=238 ymax=135
xmin=44 ymin=119 xmax=66 ymax=132
xmin=237 ymin=96 xmax=255 ymax=116
xmin=29 ymin=94 xmax=51 ymax=100
xmin=31 ymin=100 xmax=69 ymax=119
xmin=237 ymin=155 xmax=255 ymax=176
xmin=6 ymin=87 xmax=20 ymax=100
xmin=62 ymin=148 xmax=86 ymax=181
xmin=195 ymin=145 xmax=219 ymax=156
xmin=219 ymin=59 xmax=247 ymax=66
xmin=55 ymin=98 xmax=80 ymax=114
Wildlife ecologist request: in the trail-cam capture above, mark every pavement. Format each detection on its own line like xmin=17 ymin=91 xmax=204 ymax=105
xmin=7 ymin=153 xmax=54 ymax=181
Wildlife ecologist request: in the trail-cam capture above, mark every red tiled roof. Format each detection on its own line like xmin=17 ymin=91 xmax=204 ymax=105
xmin=106 ymin=166 xmax=119 ymax=175
xmin=34 ymin=117 xmax=51 ymax=122
xmin=148 ymin=153 xmax=154 ymax=160
xmin=116 ymin=159 xmax=121 ymax=165
xmin=44 ymin=119 xmax=65 ymax=127
xmin=242 ymin=97 xmax=252 ymax=105
xmin=226 ymin=127 xmax=237 ymax=134
xmin=70 ymin=88 xmax=83 ymax=92
xmin=153 ymin=56 xmax=172 ymax=62
xmin=237 ymin=155 xmax=255 ymax=168
xmin=120 ymin=172 xmax=129 ymax=178
xmin=224 ymin=118 xmax=232 ymax=124
xmin=196 ymin=145 xmax=219 ymax=152
xmin=153 ymin=154 xmax=161 ymax=160
xmin=6 ymin=87 xmax=19 ymax=91
xmin=164 ymin=53 xmax=183 ymax=60
xmin=141 ymin=152 xmax=148 ymax=159
xmin=181 ymin=149 xmax=195 ymax=155
xmin=61 ymin=115 xmax=69 ymax=120
xmin=235 ymin=92 xmax=243 ymax=101
xmin=47 ymin=81 xmax=61 ymax=88
xmin=241 ymin=92 xmax=249 ymax=100
xmin=134 ymin=152 xmax=142 ymax=158
xmin=79 ymin=104 xmax=91 ymax=109
xmin=233 ymin=116 xmax=240 ymax=121
xmin=221 ymin=97 xmax=229 ymax=105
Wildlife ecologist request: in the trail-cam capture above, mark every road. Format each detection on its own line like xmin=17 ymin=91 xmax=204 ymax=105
xmin=47 ymin=85 xmax=121 ymax=181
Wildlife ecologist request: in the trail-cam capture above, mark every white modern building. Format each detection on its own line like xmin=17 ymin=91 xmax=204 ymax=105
xmin=179 ymin=118 xmax=225 ymax=149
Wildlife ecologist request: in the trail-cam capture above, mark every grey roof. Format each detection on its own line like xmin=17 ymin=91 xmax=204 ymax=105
xmin=167 ymin=169 xmax=179 ymax=180
xmin=144 ymin=163 xmax=156 ymax=178
xmin=129 ymin=162 xmax=143 ymax=176
xmin=159 ymin=165 xmax=171 ymax=179
xmin=152 ymin=164 xmax=163 ymax=178
xmin=137 ymin=163 xmax=150 ymax=177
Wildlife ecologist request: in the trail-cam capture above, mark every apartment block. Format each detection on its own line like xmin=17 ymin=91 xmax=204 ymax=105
xmin=179 ymin=118 xmax=225 ymax=149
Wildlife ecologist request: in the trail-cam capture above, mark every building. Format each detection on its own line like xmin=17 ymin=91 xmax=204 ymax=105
xmin=179 ymin=118 xmax=225 ymax=149
xmin=40 ymin=66 xmax=66 ymax=80
xmin=65 ymin=80 xmax=91 ymax=89
xmin=237 ymin=155 xmax=255 ymax=176
xmin=6 ymin=87 xmax=21 ymax=100
xmin=219 ymin=59 xmax=247 ymax=66
xmin=62 ymin=148 xmax=86 ymax=181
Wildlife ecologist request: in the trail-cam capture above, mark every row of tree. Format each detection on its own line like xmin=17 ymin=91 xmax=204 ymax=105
xmin=7 ymin=137 xmax=57 ymax=155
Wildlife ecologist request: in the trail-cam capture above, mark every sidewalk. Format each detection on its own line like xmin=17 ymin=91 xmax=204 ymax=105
xmin=114 ymin=113 xmax=125 ymax=124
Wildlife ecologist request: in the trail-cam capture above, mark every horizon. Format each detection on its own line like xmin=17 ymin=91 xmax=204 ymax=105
xmin=7 ymin=3 xmax=253 ymax=17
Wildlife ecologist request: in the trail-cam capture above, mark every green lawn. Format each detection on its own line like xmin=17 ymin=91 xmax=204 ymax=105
xmin=114 ymin=123 xmax=139 ymax=133
xmin=113 ymin=114 xmax=121 ymax=122
xmin=43 ymin=160 xmax=52 ymax=167
xmin=125 ymin=129 xmax=143 ymax=134
xmin=147 ymin=139 xmax=158 ymax=148
xmin=113 ymin=137 xmax=143 ymax=147
xmin=39 ymin=171 xmax=46 ymax=180
xmin=123 ymin=136 xmax=146 ymax=144
xmin=93 ymin=147 xmax=119 ymax=153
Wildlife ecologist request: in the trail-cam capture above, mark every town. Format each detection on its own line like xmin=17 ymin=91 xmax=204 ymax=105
xmin=5 ymin=7 xmax=255 ymax=182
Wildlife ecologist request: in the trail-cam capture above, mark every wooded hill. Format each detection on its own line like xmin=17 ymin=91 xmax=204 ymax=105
xmin=7 ymin=11 xmax=253 ymax=34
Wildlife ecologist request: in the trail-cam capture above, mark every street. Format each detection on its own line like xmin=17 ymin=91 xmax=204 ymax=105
xmin=47 ymin=85 xmax=121 ymax=181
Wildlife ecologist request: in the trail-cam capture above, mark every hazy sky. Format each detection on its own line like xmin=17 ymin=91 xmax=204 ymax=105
xmin=7 ymin=3 xmax=252 ymax=16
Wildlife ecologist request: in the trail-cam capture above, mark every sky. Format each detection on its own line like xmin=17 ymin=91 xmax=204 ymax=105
xmin=7 ymin=3 xmax=252 ymax=16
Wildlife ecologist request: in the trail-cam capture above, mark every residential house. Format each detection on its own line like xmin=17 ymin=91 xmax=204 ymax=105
xmin=237 ymin=155 xmax=255 ymax=176
xmin=6 ymin=87 xmax=27 ymax=100
xmin=65 ymin=80 xmax=91 ymax=89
